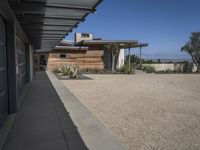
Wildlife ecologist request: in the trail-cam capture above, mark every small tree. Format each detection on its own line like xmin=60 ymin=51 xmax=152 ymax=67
xmin=181 ymin=32 xmax=200 ymax=72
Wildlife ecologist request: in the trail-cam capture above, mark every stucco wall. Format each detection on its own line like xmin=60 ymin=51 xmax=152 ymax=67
xmin=144 ymin=63 xmax=197 ymax=72
xmin=117 ymin=49 xmax=125 ymax=69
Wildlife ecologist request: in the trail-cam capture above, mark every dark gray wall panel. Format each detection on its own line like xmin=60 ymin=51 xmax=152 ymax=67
xmin=0 ymin=16 xmax=8 ymax=127
xmin=0 ymin=0 xmax=33 ymax=116
xmin=16 ymin=36 xmax=26 ymax=103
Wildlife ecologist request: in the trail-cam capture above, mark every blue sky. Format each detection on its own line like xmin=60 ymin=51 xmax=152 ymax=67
xmin=65 ymin=0 xmax=200 ymax=59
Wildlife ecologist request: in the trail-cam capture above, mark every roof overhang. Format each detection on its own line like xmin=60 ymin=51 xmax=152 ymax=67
xmin=78 ymin=40 xmax=143 ymax=49
xmin=8 ymin=0 xmax=102 ymax=51
xmin=58 ymin=40 xmax=74 ymax=46
xmin=132 ymin=43 xmax=148 ymax=48
xmin=53 ymin=46 xmax=88 ymax=51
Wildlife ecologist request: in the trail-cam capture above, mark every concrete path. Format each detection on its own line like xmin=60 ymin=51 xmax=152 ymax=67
xmin=47 ymin=71 xmax=127 ymax=150
xmin=2 ymin=72 xmax=88 ymax=150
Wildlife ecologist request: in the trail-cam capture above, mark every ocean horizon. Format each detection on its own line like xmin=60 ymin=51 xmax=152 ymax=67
xmin=142 ymin=58 xmax=193 ymax=63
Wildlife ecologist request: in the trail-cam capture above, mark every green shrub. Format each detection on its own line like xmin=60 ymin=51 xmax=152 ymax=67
xmin=119 ymin=63 xmax=135 ymax=74
xmin=156 ymin=69 xmax=184 ymax=74
xmin=53 ymin=64 xmax=81 ymax=79
xmin=141 ymin=65 xmax=156 ymax=73
xmin=165 ymin=69 xmax=172 ymax=73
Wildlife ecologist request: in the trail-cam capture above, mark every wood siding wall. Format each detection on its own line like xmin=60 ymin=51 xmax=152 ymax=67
xmin=47 ymin=49 xmax=104 ymax=71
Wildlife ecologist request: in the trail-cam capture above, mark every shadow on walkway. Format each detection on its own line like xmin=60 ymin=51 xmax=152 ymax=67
xmin=3 ymin=71 xmax=88 ymax=150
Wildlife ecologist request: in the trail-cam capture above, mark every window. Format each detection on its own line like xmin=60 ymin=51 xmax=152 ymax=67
xmin=81 ymin=33 xmax=90 ymax=38
xmin=60 ymin=54 xmax=66 ymax=58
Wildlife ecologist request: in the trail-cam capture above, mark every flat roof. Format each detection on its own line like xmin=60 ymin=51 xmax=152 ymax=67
xmin=78 ymin=40 xmax=138 ymax=44
xmin=78 ymin=40 xmax=148 ymax=49
xmin=8 ymin=0 xmax=102 ymax=51
xmin=132 ymin=43 xmax=148 ymax=48
xmin=58 ymin=40 xmax=75 ymax=46
xmin=53 ymin=46 xmax=88 ymax=50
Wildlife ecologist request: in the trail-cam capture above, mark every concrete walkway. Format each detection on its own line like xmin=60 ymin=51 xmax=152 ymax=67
xmin=2 ymin=71 xmax=127 ymax=150
xmin=2 ymin=72 xmax=88 ymax=150
xmin=47 ymin=71 xmax=127 ymax=150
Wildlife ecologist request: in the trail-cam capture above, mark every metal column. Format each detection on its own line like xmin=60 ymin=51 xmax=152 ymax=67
xmin=140 ymin=46 xmax=142 ymax=68
xmin=128 ymin=44 xmax=131 ymax=69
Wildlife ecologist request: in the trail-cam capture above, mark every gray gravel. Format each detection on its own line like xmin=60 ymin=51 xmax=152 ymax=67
xmin=61 ymin=74 xmax=200 ymax=150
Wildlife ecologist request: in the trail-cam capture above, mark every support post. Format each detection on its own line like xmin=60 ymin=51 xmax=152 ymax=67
xmin=128 ymin=44 xmax=131 ymax=70
xmin=140 ymin=46 xmax=142 ymax=68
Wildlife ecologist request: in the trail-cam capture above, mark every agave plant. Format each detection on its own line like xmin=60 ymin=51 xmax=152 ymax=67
xmin=68 ymin=65 xmax=79 ymax=79
xmin=53 ymin=64 xmax=81 ymax=79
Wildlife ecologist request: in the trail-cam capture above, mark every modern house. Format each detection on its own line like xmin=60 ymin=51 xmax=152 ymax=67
xmin=0 ymin=0 xmax=148 ymax=149
xmin=34 ymin=33 xmax=148 ymax=71
xmin=0 ymin=0 xmax=102 ymax=140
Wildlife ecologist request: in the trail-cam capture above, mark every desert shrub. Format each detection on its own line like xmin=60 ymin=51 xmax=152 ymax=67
xmin=119 ymin=63 xmax=135 ymax=74
xmin=165 ymin=69 xmax=172 ymax=73
xmin=156 ymin=69 xmax=184 ymax=74
xmin=172 ymin=70 xmax=180 ymax=73
xmin=53 ymin=64 xmax=81 ymax=79
xmin=141 ymin=65 xmax=156 ymax=73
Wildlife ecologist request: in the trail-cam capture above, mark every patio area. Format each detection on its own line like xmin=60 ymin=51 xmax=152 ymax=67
xmin=61 ymin=73 xmax=200 ymax=150
xmin=2 ymin=72 xmax=88 ymax=150
xmin=1 ymin=71 xmax=127 ymax=150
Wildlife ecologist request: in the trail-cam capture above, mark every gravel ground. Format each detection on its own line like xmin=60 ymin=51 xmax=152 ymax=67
xmin=61 ymin=74 xmax=200 ymax=150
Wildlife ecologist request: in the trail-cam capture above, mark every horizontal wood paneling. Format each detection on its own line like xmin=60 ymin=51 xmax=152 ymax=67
xmin=47 ymin=49 xmax=104 ymax=71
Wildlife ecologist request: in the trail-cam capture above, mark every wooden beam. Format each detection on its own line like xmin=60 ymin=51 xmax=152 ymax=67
xmin=27 ymin=32 xmax=66 ymax=35
xmin=27 ymin=33 xmax=66 ymax=36
xmin=10 ymin=1 xmax=96 ymax=12
xmin=23 ymin=29 xmax=71 ymax=32
xmin=16 ymin=14 xmax=85 ymax=24
xmin=22 ymin=25 xmax=72 ymax=31
xmin=20 ymin=22 xmax=77 ymax=27
xmin=10 ymin=2 xmax=94 ymax=16
xmin=30 ymin=35 xmax=65 ymax=38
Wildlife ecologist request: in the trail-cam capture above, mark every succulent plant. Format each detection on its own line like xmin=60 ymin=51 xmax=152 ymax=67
xmin=53 ymin=64 xmax=81 ymax=79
